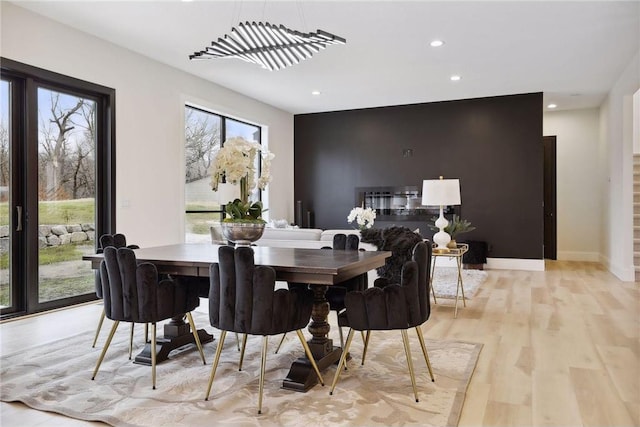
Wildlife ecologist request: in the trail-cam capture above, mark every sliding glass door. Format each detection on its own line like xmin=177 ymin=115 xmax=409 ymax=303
xmin=36 ymin=87 xmax=97 ymax=303
xmin=0 ymin=59 xmax=115 ymax=318
xmin=0 ymin=78 xmax=16 ymax=312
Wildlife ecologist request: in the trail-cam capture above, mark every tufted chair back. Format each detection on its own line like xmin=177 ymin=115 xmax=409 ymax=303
xmin=324 ymin=233 xmax=368 ymax=309
xmin=95 ymin=233 xmax=139 ymax=298
xmin=330 ymin=241 xmax=435 ymax=402
xmin=371 ymin=240 xmax=431 ymax=323
xmin=343 ymin=259 xmax=419 ymax=331
xmin=209 ymin=245 xmax=313 ymax=336
xmin=205 ymin=245 xmax=322 ymax=414
xmin=101 ymin=246 xmax=199 ymax=323
xmin=93 ymin=246 xmax=205 ymax=390
xmin=92 ymin=234 xmax=141 ymax=349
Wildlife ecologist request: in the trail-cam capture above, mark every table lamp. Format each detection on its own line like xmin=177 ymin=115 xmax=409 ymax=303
xmin=422 ymin=176 xmax=461 ymax=252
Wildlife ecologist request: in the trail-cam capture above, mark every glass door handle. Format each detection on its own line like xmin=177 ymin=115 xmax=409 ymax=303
xmin=16 ymin=206 xmax=22 ymax=231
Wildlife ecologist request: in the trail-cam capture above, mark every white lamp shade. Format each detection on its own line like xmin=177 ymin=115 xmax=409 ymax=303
xmin=421 ymin=178 xmax=461 ymax=206
xmin=216 ymin=182 xmax=240 ymax=204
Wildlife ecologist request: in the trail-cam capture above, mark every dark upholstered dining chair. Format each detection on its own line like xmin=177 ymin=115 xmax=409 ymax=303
xmin=275 ymin=233 xmax=368 ymax=353
xmin=361 ymin=239 xmax=435 ymax=375
xmin=204 ymin=245 xmax=324 ymax=414
xmin=91 ymin=246 xmax=206 ymax=390
xmin=92 ymin=233 xmax=140 ymax=349
xmin=329 ymin=241 xmax=435 ymax=402
xmin=324 ymin=234 xmax=369 ymax=348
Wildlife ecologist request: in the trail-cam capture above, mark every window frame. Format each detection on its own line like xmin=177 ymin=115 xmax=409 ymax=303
xmin=184 ymin=104 xmax=264 ymax=222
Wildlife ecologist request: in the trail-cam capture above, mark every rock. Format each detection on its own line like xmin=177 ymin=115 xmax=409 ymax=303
xmin=39 ymin=225 xmax=52 ymax=237
xmin=70 ymin=231 xmax=88 ymax=242
xmin=67 ymin=224 xmax=83 ymax=233
xmin=51 ymin=225 xmax=68 ymax=236
xmin=47 ymin=235 xmax=61 ymax=246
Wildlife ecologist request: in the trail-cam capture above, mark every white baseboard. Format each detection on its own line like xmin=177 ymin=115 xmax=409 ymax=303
xmin=433 ymin=256 xmax=545 ymax=271
xmin=486 ymin=258 xmax=545 ymax=271
xmin=600 ymin=254 xmax=637 ymax=282
xmin=557 ymin=251 xmax=600 ymax=262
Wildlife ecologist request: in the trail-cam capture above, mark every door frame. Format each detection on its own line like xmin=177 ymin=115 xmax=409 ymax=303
xmin=1 ymin=58 xmax=116 ymax=318
xmin=543 ymin=136 xmax=557 ymax=260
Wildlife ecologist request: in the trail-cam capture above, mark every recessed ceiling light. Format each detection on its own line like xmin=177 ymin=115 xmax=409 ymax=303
xmin=311 ymin=90 xmax=321 ymax=96
xmin=450 ymin=75 xmax=461 ymax=81
xmin=547 ymin=103 xmax=557 ymax=109
xmin=430 ymin=40 xmax=444 ymax=47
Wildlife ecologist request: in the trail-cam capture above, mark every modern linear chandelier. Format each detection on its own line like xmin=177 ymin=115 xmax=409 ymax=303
xmin=189 ymin=21 xmax=346 ymax=71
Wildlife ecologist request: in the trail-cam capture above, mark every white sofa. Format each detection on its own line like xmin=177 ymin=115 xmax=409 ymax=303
xmin=210 ymin=224 xmax=376 ymax=251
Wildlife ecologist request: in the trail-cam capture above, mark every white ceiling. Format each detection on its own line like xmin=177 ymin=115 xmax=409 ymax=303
xmin=12 ymin=0 xmax=640 ymax=114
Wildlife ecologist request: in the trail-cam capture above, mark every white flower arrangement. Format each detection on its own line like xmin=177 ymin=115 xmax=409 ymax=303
xmin=209 ymin=136 xmax=274 ymax=194
xmin=209 ymin=137 xmax=274 ymax=222
xmin=347 ymin=207 xmax=377 ymax=230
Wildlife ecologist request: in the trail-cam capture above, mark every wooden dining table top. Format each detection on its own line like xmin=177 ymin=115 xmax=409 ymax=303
xmin=83 ymin=243 xmax=391 ymax=285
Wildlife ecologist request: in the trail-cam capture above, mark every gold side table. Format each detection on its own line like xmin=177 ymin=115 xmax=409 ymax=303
xmin=430 ymin=243 xmax=469 ymax=318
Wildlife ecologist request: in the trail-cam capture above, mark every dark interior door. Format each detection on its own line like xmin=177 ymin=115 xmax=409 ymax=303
xmin=543 ymin=136 xmax=557 ymax=260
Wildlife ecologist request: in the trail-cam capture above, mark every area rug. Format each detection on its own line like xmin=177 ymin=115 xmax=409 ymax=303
xmin=431 ymin=268 xmax=488 ymax=299
xmin=1 ymin=311 xmax=482 ymax=427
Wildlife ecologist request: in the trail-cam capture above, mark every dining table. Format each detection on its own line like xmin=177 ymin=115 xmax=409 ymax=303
xmin=83 ymin=243 xmax=390 ymax=392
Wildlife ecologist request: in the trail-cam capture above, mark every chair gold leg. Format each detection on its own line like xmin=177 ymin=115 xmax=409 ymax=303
xmin=258 ymin=336 xmax=268 ymax=414
xmin=239 ymin=334 xmax=248 ymax=371
xmin=361 ymin=330 xmax=371 ymax=365
xmin=186 ymin=312 xmax=206 ymax=365
xmin=274 ymin=333 xmax=287 ymax=354
xmin=430 ymin=255 xmax=438 ymax=304
xmin=129 ymin=323 xmax=135 ymax=360
xmin=457 ymin=256 xmax=466 ymax=307
xmin=92 ymin=309 xmax=106 ymax=348
xmin=401 ymin=329 xmax=419 ymax=402
xmin=415 ymin=326 xmax=435 ymax=382
xmin=235 ymin=332 xmax=241 ymax=351
xmin=337 ymin=325 xmax=345 ymax=349
xmin=205 ymin=330 xmax=227 ymax=401
xmin=295 ymin=330 xmax=324 ymax=386
xmin=330 ymin=328 xmax=355 ymax=395
xmin=151 ymin=323 xmax=157 ymax=390
xmin=145 ymin=323 xmax=149 ymax=343
xmin=92 ymin=320 xmax=119 ymax=380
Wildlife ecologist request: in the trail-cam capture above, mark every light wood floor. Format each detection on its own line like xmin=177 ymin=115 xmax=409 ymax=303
xmin=1 ymin=261 xmax=638 ymax=426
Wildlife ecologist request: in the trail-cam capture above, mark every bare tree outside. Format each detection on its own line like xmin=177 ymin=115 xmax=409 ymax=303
xmin=185 ymin=106 xmax=221 ymax=183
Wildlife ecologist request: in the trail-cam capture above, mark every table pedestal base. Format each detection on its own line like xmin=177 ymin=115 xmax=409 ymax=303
xmin=133 ymin=316 xmax=213 ymax=365
xmin=282 ymin=345 xmax=342 ymax=392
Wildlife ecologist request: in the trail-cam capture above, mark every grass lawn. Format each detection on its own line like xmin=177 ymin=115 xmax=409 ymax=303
xmin=0 ymin=198 xmax=95 ymax=226
xmin=0 ymin=241 xmax=95 ymax=306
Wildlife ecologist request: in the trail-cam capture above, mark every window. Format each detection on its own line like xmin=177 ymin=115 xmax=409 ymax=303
xmin=184 ymin=105 xmax=262 ymax=243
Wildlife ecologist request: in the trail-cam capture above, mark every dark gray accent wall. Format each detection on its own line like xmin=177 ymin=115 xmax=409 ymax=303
xmin=294 ymin=93 xmax=543 ymax=259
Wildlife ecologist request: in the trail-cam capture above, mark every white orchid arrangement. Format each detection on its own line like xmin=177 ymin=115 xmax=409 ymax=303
xmin=209 ymin=137 xmax=274 ymax=193
xmin=209 ymin=137 xmax=274 ymax=222
xmin=347 ymin=207 xmax=377 ymax=230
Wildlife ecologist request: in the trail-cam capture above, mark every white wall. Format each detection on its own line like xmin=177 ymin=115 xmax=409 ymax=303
xmin=0 ymin=3 xmax=295 ymax=247
xmin=543 ymin=109 xmax=601 ymax=261
xmin=634 ymin=89 xmax=640 ymax=155
xmin=599 ymin=51 xmax=639 ymax=282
